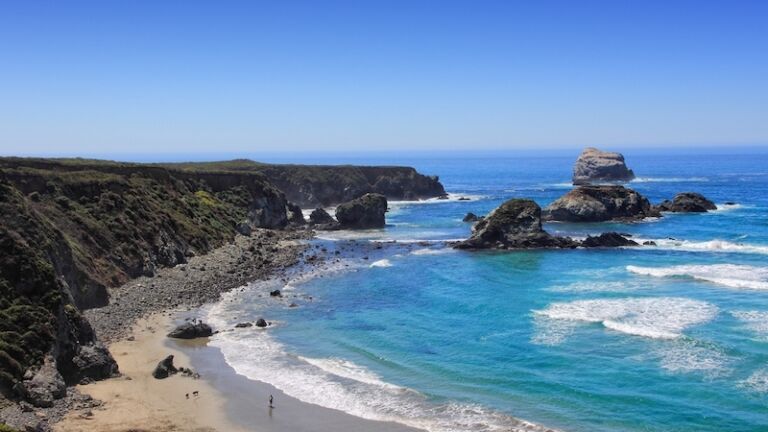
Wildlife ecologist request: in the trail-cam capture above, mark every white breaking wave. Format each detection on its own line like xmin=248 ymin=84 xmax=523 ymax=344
xmin=533 ymin=297 xmax=718 ymax=340
xmin=627 ymin=264 xmax=768 ymax=290
xmin=207 ymin=326 xmax=554 ymax=432
xmin=389 ymin=193 xmax=488 ymax=207
xmin=711 ymin=203 xmax=746 ymax=212
xmin=631 ymin=176 xmax=709 ymax=183
xmin=411 ymin=248 xmax=455 ymax=256
xmin=637 ymin=238 xmax=768 ymax=256
xmin=370 ymin=259 xmax=393 ymax=268
xmin=653 ymin=339 xmax=732 ymax=376
xmin=731 ymin=310 xmax=768 ymax=340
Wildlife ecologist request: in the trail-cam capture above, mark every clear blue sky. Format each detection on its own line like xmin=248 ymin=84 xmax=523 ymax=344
xmin=1 ymin=0 xmax=766 ymax=156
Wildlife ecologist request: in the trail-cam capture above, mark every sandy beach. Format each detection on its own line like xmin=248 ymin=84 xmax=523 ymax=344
xmin=56 ymin=309 xmax=422 ymax=432
xmin=55 ymin=313 xmax=244 ymax=432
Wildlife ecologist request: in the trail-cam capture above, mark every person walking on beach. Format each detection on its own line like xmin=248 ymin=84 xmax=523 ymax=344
xmin=269 ymin=394 xmax=274 ymax=408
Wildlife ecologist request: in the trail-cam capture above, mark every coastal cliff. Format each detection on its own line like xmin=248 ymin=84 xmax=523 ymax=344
xmin=166 ymin=159 xmax=447 ymax=207
xmin=0 ymin=157 xmax=444 ymax=411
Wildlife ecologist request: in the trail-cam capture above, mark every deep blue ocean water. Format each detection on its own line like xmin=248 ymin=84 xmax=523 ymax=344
xmin=207 ymin=150 xmax=768 ymax=431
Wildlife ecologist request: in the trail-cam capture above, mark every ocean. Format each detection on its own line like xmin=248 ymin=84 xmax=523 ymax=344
xmin=204 ymin=150 xmax=768 ymax=431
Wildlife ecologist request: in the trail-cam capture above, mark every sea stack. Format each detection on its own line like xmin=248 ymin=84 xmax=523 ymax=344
xmin=572 ymin=147 xmax=635 ymax=185
xmin=335 ymin=193 xmax=388 ymax=229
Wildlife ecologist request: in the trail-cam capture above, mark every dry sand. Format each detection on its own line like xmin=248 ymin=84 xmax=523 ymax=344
xmin=56 ymin=313 xmax=244 ymax=432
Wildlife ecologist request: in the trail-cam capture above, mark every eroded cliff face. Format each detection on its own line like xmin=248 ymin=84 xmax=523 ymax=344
xmin=0 ymin=157 xmax=445 ymax=405
xmin=167 ymin=161 xmax=447 ymax=207
xmin=0 ymin=158 xmax=290 ymax=400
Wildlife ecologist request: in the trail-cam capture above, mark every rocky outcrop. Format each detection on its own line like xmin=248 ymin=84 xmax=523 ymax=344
xmin=580 ymin=232 xmax=638 ymax=247
xmin=455 ymin=199 xmax=577 ymax=250
xmin=167 ymin=322 xmax=213 ymax=339
xmin=308 ymin=207 xmax=340 ymax=230
xmin=13 ymin=356 xmax=66 ymax=408
xmin=462 ymin=212 xmax=483 ymax=222
xmin=286 ymin=202 xmax=306 ymax=226
xmin=335 ymin=193 xmax=388 ymax=229
xmin=152 ymin=355 xmax=178 ymax=379
xmin=572 ymin=147 xmax=635 ymax=185
xmin=543 ymin=186 xmax=660 ymax=222
xmin=655 ymin=192 xmax=717 ymax=213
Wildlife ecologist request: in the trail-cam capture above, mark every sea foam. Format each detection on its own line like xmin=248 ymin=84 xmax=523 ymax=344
xmin=207 ymin=324 xmax=554 ymax=432
xmin=534 ymin=297 xmax=717 ymax=340
xmin=731 ymin=310 xmax=768 ymax=340
xmin=627 ymin=264 xmax=768 ymax=290
xmin=637 ymin=238 xmax=768 ymax=256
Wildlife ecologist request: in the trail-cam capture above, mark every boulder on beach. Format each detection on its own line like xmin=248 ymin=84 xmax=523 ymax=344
xmin=654 ymin=192 xmax=717 ymax=213
xmin=572 ymin=147 xmax=635 ymax=185
xmin=167 ymin=322 xmax=213 ymax=339
xmin=335 ymin=193 xmax=388 ymax=229
xmin=255 ymin=318 xmax=268 ymax=327
xmin=455 ymin=199 xmax=576 ymax=250
xmin=543 ymin=185 xmax=660 ymax=222
xmin=152 ymin=355 xmax=178 ymax=379
xmin=580 ymin=232 xmax=639 ymax=248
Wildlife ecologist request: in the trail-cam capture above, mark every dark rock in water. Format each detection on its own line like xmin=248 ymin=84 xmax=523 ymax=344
xmin=455 ymin=199 xmax=577 ymax=250
xmin=14 ymin=356 xmax=67 ymax=407
xmin=724 ymin=201 xmax=736 ymax=206
xmin=654 ymin=192 xmax=717 ymax=213
xmin=152 ymin=355 xmax=178 ymax=379
xmin=572 ymin=147 xmax=635 ymax=185
xmin=462 ymin=212 xmax=483 ymax=222
xmin=335 ymin=193 xmax=388 ymax=229
xmin=255 ymin=318 xmax=268 ymax=328
xmin=286 ymin=202 xmax=306 ymax=225
xmin=167 ymin=322 xmax=213 ymax=339
xmin=270 ymin=289 xmax=282 ymax=297
xmin=289 ymin=303 xmax=298 ymax=308
xmin=308 ymin=207 xmax=340 ymax=230
xmin=458 ymin=197 xmax=470 ymax=201
xmin=580 ymin=232 xmax=639 ymax=248
xmin=543 ymin=185 xmax=659 ymax=222
xmin=235 ymin=322 xmax=253 ymax=328
xmin=643 ymin=240 xmax=657 ymax=246
xmin=437 ymin=194 xmax=449 ymax=200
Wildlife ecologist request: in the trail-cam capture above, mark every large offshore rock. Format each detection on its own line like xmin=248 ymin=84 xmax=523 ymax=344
xmin=335 ymin=193 xmax=388 ymax=229
xmin=572 ymin=147 xmax=635 ymax=185
xmin=543 ymin=186 xmax=659 ymax=222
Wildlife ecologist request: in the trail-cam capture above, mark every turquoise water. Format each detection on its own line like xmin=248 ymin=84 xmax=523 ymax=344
xmin=208 ymin=151 xmax=768 ymax=431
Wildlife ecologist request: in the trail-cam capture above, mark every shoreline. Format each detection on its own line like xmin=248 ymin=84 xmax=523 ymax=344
xmin=55 ymin=229 xmax=428 ymax=432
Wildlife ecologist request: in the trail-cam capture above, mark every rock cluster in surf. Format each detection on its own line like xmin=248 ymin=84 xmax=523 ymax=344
xmin=455 ymin=198 xmax=636 ymax=250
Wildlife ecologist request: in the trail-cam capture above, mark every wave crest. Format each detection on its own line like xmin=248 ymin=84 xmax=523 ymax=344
xmin=627 ymin=264 xmax=768 ymax=290
xmin=533 ymin=297 xmax=717 ymax=340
